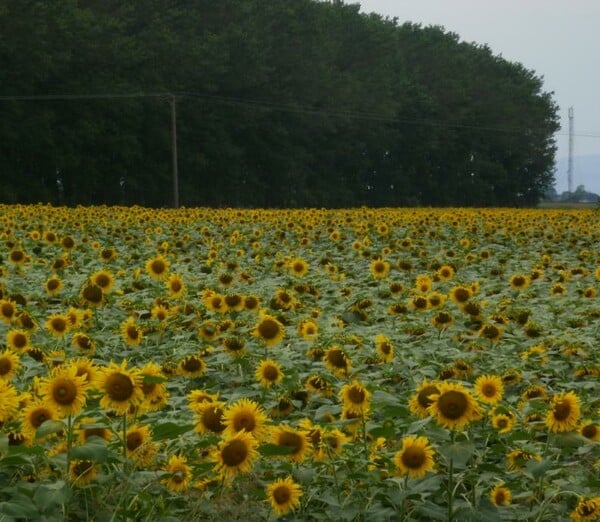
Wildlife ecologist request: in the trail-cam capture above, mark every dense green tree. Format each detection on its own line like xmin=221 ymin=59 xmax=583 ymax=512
xmin=0 ymin=0 xmax=559 ymax=207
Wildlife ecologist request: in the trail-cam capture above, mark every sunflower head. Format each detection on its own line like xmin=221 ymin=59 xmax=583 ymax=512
xmin=428 ymin=381 xmax=482 ymax=430
xmin=252 ymin=314 xmax=285 ymax=347
xmin=266 ymin=476 xmax=303 ymax=516
xmin=394 ymin=435 xmax=435 ymax=479
xmin=255 ymin=359 xmax=284 ymax=388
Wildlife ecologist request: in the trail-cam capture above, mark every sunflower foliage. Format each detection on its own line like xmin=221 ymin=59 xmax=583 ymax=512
xmin=0 ymin=205 xmax=598 ymax=521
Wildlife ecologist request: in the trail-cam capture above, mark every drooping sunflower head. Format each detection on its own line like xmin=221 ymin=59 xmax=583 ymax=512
xmin=570 ymin=496 xmax=600 ymax=522
xmin=177 ymin=354 xmax=206 ymax=377
xmin=339 ymin=381 xmax=371 ymax=416
xmin=579 ymin=420 xmax=599 ymax=442
xmin=70 ymin=460 xmax=99 ymax=487
xmin=394 ymin=435 xmax=435 ymax=479
xmin=428 ymin=381 xmax=482 ymax=430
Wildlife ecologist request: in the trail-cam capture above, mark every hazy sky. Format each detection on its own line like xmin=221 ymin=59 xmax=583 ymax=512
xmin=356 ymin=0 xmax=600 ymax=192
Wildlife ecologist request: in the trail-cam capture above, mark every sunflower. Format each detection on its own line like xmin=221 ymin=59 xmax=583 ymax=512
xmin=320 ymin=429 xmax=350 ymax=458
xmin=266 ymin=476 xmax=303 ymax=517
xmin=432 ymin=311 xmax=454 ymax=330
xmin=121 ymin=317 xmax=143 ymax=347
xmin=427 ymin=291 xmax=447 ymax=308
xmin=415 ymin=274 xmax=433 ymax=294
xmin=99 ymin=360 xmax=144 ymax=415
xmin=436 ymin=265 xmax=455 ymax=282
xmin=506 ymin=448 xmax=541 ymax=470
xmin=374 ymin=333 xmax=394 ymax=363
xmin=289 ymin=258 xmax=309 ymax=277
xmin=221 ymin=336 xmax=246 ymax=357
xmin=6 ymin=329 xmax=30 ymax=352
xmin=21 ymin=400 xmax=57 ymax=439
xmin=16 ymin=311 xmax=36 ymax=331
xmin=223 ymin=293 xmax=244 ymax=312
xmin=271 ymin=425 xmax=311 ymax=463
xmin=490 ymin=484 xmax=511 ymax=506
xmin=194 ymin=401 xmax=227 ymax=435
xmin=80 ymin=283 xmax=104 ymax=307
xmin=491 ymin=413 xmax=516 ymax=434
xmin=545 ymin=391 xmax=581 ymax=432
xmin=339 ymin=381 xmax=371 ymax=416
xmin=570 ymin=496 xmax=600 ymax=522
xmin=323 ymin=345 xmax=351 ymax=377
xmin=138 ymin=362 xmax=168 ymax=407
xmin=187 ymin=389 xmax=219 ymax=410
xmin=298 ymin=319 xmax=319 ymax=341
xmin=370 ymin=258 xmax=391 ymax=279
xmin=394 ymin=435 xmax=436 ymax=479
xmin=252 ymin=314 xmax=285 ymax=347
xmin=509 ymin=274 xmax=530 ymax=290
xmin=203 ymin=291 xmax=228 ymax=313
xmin=69 ymin=460 xmax=99 ymax=487
xmin=162 ymin=454 xmax=192 ymax=492
xmin=474 ymin=375 xmax=504 ymax=405
xmin=243 ymin=294 xmax=261 ymax=312
xmin=478 ymin=323 xmax=502 ymax=343
xmin=408 ymin=380 xmax=441 ymax=418
xmin=213 ymin=430 xmax=259 ymax=480
xmin=222 ymin=398 xmax=270 ymax=440
xmin=0 ymin=299 xmax=17 ymax=323
xmin=8 ymin=248 xmax=27 ymax=265
xmin=579 ymin=420 xmax=599 ymax=442
xmin=45 ymin=276 xmax=64 ymax=296
xmin=273 ymin=289 xmax=296 ymax=310
xmin=177 ymin=354 xmax=206 ymax=377
xmin=39 ymin=365 xmax=88 ymax=417
xmin=304 ymin=375 xmax=333 ymax=397
xmin=0 ymin=381 xmax=20 ymax=422
xmin=72 ymin=333 xmax=96 ymax=355
xmin=428 ymin=381 xmax=482 ymax=431
xmin=69 ymin=358 xmax=100 ymax=389
xmin=0 ymin=349 xmax=20 ymax=381
xmin=255 ymin=359 xmax=284 ymax=388
xmin=90 ymin=270 xmax=114 ymax=294
xmin=99 ymin=247 xmax=118 ymax=262
xmin=166 ymin=274 xmax=186 ymax=299
xmin=45 ymin=314 xmax=70 ymax=338
xmin=145 ymin=255 xmax=170 ymax=280
xmin=410 ymin=295 xmax=429 ymax=311
xmin=449 ymin=286 xmax=471 ymax=304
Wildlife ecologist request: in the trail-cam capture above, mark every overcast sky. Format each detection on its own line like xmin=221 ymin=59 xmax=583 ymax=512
xmin=356 ymin=0 xmax=600 ymax=192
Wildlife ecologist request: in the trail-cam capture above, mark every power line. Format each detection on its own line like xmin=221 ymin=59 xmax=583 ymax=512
xmin=2 ymin=90 xmax=600 ymax=138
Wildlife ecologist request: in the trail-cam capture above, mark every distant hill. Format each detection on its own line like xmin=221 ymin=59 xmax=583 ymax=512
xmin=554 ymin=154 xmax=600 ymax=195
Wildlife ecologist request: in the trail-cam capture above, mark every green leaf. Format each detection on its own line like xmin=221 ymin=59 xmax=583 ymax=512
xmin=151 ymin=422 xmax=194 ymax=441
xmin=258 ymin=443 xmax=296 ymax=456
xmin=525 ymin=458 xmax=553 ymax=479
xmin=70 ymin=439 xmax=109 ymax=462
xmin=438 ymin=442 xmax=476 ymax=467
xmin=35 ymin=419 xmax=66 ymax=439
xmin=0 ymin=501 xmax=40 ymax=518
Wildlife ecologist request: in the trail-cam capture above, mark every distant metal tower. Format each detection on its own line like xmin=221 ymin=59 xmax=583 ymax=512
xmin=567 ymin=107 xmax=574 ymax=193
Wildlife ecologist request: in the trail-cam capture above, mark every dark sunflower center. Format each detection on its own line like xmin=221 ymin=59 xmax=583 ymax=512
xmin=482 ymin=325 xmax=499 ymax=339
xmin=578 ymin=501 xmax=596 ymax=516
xmin=106 ymin=373 xmax=134 ymax=401
xmin=95 ymin=274 xmax=111 ymax=288
xmin=417 ymin=385 xmax=440 ymax=408
xmin=273 ymin=485 xmax=291 ymax=504
xmin=277 ymin=431 xmax=302 ymax=453
xmin=327 ymin=349 xmax=347 ymax=368
xmin=258 ymin=319 xmax=280 ymax=340
xmin=10 ymin=251 xmax=25 ymax=262
xmin=233 ymin=413 xmax=256 ymax=432
xmin=170 ymin=280 xmax=182 ymax=292
xmin=73 ymin=460 xmax=94 ymax=476
xmin=1 ymin=303 xmax=15 ymax=318
xmin=53 ymin=379 xmax=78 ymax=405
xmin=262 ymin=365 xmax=279 ymax=381
xmin=245 ymin=297 xmax=258 ymax=309
xmin=581 ymin=424 xmax=597 ymax=439
xmin=32 ymin=409 xmax=49 ymax=427
xmin=126 ymin=326 xmax=139 ymax=340
xmin=553 ymin=400 xmax=571 ymax=421
xmin=413 ymin=297 xmax=428 ymax=309
xmin=374 ymin=262 xmax=386 ymax=273
xmin=127 ymin=431 xmax=143 ymax=451
xmin=512 ymin=276 xmax=526 ymax=287
xmin=453 ymin=289 xmax=470 ymax=302
xmin=496 ymin=418 xmax=508 ymax=429
xmin=435 ymin=312 xmax=452 ymax=324
xmin=225 ymin=295 xmax=242 ymax=307
xmin=347 ymin=386 xmax=366 ymax=404
xmin=0 ymin=357 xmax=12 ymax=375
xmin=76 ymin=336 xmax=92 ymax=350
xmin=482 ymin=384 xmax=497 ymax=397
xmin=12 ymin=333 xmax=28 ymax=348
xmin=83 ymin=284 xmax=103 ymax=303
xmin=203 ymin=407 xmax=225 ymax=433
xmin=47 ymin=279 xmax=60 ymax=291
xmin=84 ymin=428 xmax=107 ymax=441
xmin=221 ymin=439 xmax=249 ymax=466
xmin=182 ymin=357 xmax=202 ymax=372
xmin=495 ymin=491 xmax=507 ymax=504
xmin=437 ymin=390 xmax=468 ymax=419
xmin=150 ymin=260 xmax=166 ymax=274
xmin=380 ymin=342 xmax=391 ymax=354
xmin=401 ymin=446 xmax=426 ymax=469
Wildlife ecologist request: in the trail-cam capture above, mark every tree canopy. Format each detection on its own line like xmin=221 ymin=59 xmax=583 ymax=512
xmin=0 ymin=0 xmax=560 ymax=207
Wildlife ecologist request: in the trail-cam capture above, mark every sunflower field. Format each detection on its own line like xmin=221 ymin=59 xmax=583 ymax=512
xmin=0 ymin=204 xmax=598 ymax=521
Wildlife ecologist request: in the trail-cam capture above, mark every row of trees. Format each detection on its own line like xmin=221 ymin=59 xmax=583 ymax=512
xmin=0 ymin=0 xmax=560 ymax=207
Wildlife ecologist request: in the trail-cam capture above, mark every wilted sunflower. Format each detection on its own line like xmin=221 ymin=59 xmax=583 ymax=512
xmin=339 ymin=381 xmax=371 ymax=416
xmin=394 ymin=435 xmax=436 ymax=479
xmin=177 ymin=354 xmax=206 ymax=377
xmin=252 ymin=314 xmax=285 ymax=347
xmin=166 ymin=274 xmax=186 ymax=299
xmin=193 ymin=401 xmax=227 ymax=435
xmin=408 ymin=380 xmax=441 ymax=418
xmin=162 ymin=454 xmax=192 ymax=492
xmin=213 ymin=430 xmax=259 ymax=480
xmin=545 ymin=390 xmax=581 ymax=432
xmin=45 ymin=275 xmax=64 ymax=296
xmin=570 ymin=496 xmax=600 ymax=522
xmin=39 ymin=365 xmax=87 ymax=417
xmin=374 ymin=333 xmax=394 ymax=363
xmin=6 ymin=329 xmax=30 ymax=352
xmin=90 ymin=270 xmax=115 ymax=294
xmin=370 ymin=258 xmax=391 ymax=279
xmin=432 ymin=311 xmax=454 ymax=330
xmin=121 ymin=316 xmax=143 ymax=346
xmin=221 ymin=336 xmax=246 ymax=358
xmin=289 ymin=258 xmax=309 ymax=277
xmin=99 ymin=360 xmax=144 ymax=415
xmin=490 ymin=484 xmax=511 ymax=506
xmin=428 ymin=381 xmax=482 ymax=430
xmin=72 ymin=333 xmax=96 ymax=355
xmin=124 ymin=423 xmax=157 ymax=466
xmin=474 ymin=375 xmax=504 ymax=405
xmin=70 ymin=460 xmax=99 ymax=487
xmin=255 ymin=359 xmax=284 ymax=388
xmin=21 ymin=400 xmax=57 ymax=439
xmin=271 ymin=425 xmax=311 ymax=463
xmin=0 ymin=349 xmax=20 ymax=381
xmin=323 ymin=345 xmax=351 ymax=377
xmin=222 ymin=398 xmax=270 ymax=440
xmin=266 ymin=476 xmax=303 ymax=517
xmin=478 ymin=323 xmax=502 ymax=343
xmin=145 ymin=254 xmax=170 ymax=280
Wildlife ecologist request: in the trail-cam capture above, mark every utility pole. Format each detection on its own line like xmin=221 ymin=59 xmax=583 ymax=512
xmin=169 ymin=94 xmax=179 ymax=208
xmin=567 ymin=106 xmax=574 ymax=194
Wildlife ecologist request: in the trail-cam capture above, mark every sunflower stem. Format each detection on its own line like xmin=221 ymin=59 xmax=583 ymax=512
xmin=122 ymin=413 xmax=128 ymax=472
xmin=447 ymin=430 xmax=456 ymax=522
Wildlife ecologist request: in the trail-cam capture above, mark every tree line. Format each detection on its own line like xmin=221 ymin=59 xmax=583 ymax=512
xmin=0 ymin=0 xmax=560 ymax=207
